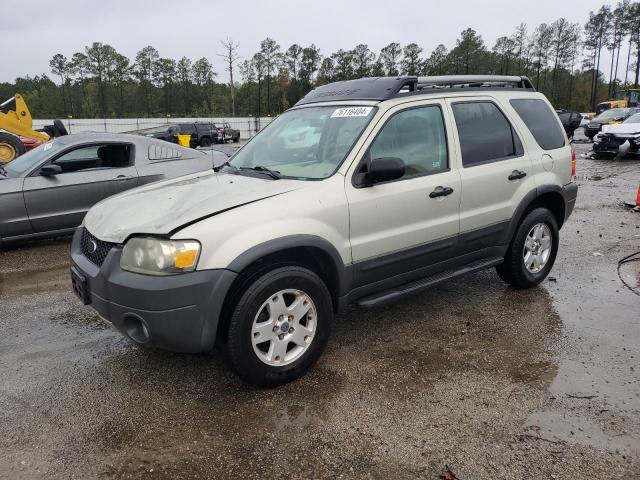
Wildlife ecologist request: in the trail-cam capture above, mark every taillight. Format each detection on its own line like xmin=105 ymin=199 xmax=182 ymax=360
xmin=571 ymin=149 xmax=576 ymax=177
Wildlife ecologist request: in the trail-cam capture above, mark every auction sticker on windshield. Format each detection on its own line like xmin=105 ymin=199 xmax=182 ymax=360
xmin=331 ymin=107 xmax=373 ymax=118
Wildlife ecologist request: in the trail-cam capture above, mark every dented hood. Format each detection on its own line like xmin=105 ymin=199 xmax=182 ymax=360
xmin=84 ymin=170 xmax=303 ymax=243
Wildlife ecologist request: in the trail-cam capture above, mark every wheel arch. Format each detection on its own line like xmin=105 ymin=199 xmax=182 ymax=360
xmin=215 ymin=236 xmax=349 ymax=344
xmin=505 ymin=185 xmax=568 ymax=244
xmin=226 ymin=235 xmax=349 ymax=307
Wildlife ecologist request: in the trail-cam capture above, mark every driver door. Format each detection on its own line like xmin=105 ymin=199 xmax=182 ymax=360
xmin=346 ymin=100 xmax=461 ymax=287
xmin=23 ymin=143 xmax=138 ymax=233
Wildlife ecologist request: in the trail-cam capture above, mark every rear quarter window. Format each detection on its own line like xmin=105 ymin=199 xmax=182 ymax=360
xmin=510 ymin=99 xmax=566 ymax=150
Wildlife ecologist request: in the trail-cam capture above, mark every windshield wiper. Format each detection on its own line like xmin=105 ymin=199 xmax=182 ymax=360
xmin=240 ymin=165 xmax=282 ymax=180
xmin=213 ymin=160 xmax=238 ymax=172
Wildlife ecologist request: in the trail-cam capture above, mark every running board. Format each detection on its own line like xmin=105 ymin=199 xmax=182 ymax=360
xmin=356 ymin=257 xmax=504 ymax=308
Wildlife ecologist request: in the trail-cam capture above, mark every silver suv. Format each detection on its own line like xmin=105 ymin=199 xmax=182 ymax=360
xmin=70 ymin=75 xmax=578 ymax=386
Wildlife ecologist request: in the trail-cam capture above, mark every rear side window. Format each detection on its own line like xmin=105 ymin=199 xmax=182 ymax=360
xmin=452 ymin=101 xmax=524 ymax=167
xmin=510 ymin=99 xmax=566 ymax=150
xmin=148 ymin=145 xmax=183 ymax=161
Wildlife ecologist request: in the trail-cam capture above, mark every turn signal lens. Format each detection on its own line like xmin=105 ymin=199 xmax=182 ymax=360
xmin=571 ymin=149 xmax=576 ymax=177
xmin=174 ymin=249 xmax=198 ymax=269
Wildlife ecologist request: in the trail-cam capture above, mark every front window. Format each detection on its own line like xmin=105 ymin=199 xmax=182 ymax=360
xmin=230 ymin=105 xmax=377 ymax=180
xmin=369 ymin=106 xmax=448 ymax=178
xmin=4 ymin=141 xmax=61 ymax=176
xmin=50 ymin=144 xmax=131 ymax=172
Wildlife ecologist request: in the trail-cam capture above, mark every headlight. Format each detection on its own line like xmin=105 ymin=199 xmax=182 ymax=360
xmin=121 ymin=237 xmax=201 ymax=275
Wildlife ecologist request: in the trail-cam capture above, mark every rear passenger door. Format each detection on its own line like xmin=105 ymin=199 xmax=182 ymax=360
xmin=447 ymin=97 xmax=536 ymax=251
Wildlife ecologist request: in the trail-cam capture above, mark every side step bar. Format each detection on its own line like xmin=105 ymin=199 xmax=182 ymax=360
xmin=357 ymin=257 xmax=504 ymax=308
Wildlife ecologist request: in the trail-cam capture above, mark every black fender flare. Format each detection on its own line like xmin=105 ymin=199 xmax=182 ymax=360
xmin=226 ymin=234 xmax=351 ymax=296
xmin=503 ymin=184 xmax=568 ymax=245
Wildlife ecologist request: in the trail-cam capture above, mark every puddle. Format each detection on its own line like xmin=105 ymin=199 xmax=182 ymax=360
xmin=0 ymin=264 xmax=69 ymax=297
xmin=527 ymin=411 xmax=640 ymax=455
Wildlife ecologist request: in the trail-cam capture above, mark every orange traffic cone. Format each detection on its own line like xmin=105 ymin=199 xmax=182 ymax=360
xmin=627 ymin=184 xmax=640 ymax=210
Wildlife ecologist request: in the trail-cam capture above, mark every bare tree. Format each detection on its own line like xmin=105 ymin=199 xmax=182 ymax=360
xmin=218 ymin=37 xmax=241 ymax=116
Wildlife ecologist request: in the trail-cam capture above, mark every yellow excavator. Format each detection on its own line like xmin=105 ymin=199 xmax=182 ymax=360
xmin=595 ymin=88 xmax=640 ymax=115
xmin=0 ymin=94 xmax=68 ymax=164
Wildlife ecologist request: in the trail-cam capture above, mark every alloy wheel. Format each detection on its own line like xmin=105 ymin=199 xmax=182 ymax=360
xmin=251 ymin=289 xmax=317 ymax=366
xmin=523 ymin=223 xmax=552 ymax=273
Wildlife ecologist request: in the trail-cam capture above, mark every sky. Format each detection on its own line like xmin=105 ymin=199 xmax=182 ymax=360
xmin=0 ymin=0 xmax=623 ymax=84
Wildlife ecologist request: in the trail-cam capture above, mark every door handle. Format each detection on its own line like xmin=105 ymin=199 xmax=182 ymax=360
xmin=429 ymin=186 xmax=454 ymax=198
xmin=114 ymin=175 xmax=131 ymax=181
xmin=508 ymin=170 xmax=527 ymax=181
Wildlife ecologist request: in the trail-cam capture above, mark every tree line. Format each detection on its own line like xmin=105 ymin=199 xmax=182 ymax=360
xmin=1 ymin=1 xmax=639 ymax=119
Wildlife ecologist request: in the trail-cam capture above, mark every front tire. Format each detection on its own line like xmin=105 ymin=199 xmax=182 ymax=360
xmin=496 ymin=208 xmax=559 ymax=288
xmin=226 ymin=266 xmax=332 ymax=387
xmin=200 ymin=137 xmax=212 ymax=148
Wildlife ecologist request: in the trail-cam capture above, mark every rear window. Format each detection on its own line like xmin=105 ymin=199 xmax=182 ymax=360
xmin=510 ymin=99 xmax=566 ymax=150
xmin=452 ymin=101 xmax=524 ymax=167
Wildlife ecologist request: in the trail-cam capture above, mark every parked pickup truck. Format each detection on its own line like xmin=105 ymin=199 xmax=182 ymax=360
xmin=216 ymin=122 xmax=241 ymax=143
xmin=144 ymin=122 xmax=219 ymax=147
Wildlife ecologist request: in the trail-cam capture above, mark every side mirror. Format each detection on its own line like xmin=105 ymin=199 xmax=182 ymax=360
xmin=40 ymin=164 xmax=62 ymax=176
xmin=364 ymin=157 xmax=405 ymax=185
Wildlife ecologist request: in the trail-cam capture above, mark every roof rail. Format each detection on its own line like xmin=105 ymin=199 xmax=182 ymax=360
xmin=295 ymin=76 xmax=417 ymax=106
xmin=416 ymin=75 xmax=535 ymax=91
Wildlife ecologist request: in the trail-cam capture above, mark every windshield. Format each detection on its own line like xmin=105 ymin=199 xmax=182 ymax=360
xmin=229 ymin=105 xmax=377 ymax=180
xmin=597 ymin=108 xmax=631 ymax=120
xmin=5 ymin=141 xmax=61 ymax=176
xmin=623 ymin=113 xmax=640 ymax=124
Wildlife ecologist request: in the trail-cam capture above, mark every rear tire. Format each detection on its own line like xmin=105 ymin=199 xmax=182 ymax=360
xmin=226 ymin=266 xmax=332 ymax=387
xmin=0 ymin=133 xmax=26 ymax=164
xmin=200 ymin=137 xmax=212 ymax=148
xmin=496 ymin=207 xmax=559 ymax=289
xmin=233 ymin=135 xmax=240 ymax=143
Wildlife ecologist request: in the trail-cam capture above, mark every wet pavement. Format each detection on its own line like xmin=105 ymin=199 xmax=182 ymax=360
xmin=1 ymin=133 xmax=639 ymax=479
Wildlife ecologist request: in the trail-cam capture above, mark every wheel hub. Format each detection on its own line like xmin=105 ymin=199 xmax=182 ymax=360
xmin=251 ymin=289 xmax=317 ymax=367
xmin=0 ymin=143 xmax=16 ymax=163
xmin=523 ymin=223 xmax=552 ymax=274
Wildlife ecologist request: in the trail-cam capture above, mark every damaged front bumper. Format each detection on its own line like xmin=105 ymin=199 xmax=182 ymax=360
xmin=69 ymin=228 xmax=237 ymax=353
xmin=593 ymin=134 xmax=640 ymax=158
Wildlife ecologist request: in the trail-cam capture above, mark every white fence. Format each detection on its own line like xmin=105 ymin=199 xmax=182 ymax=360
xmin=32 ymin=117 xmax=274 ymax=140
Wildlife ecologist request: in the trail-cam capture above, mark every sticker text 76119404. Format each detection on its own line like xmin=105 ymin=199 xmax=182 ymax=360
xmin=330 ymin=107 xmax=373 ymax=118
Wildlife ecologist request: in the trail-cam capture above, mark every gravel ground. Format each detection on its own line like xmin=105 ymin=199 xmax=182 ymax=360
xmin=1 ymin=131 xmax=639 ymax=479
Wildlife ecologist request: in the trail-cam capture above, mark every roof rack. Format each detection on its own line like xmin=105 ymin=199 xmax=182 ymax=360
xmin=295 ymin=77 xmax=417 ymax=106
xmin=294 ymin=75 xmax=536 ymax=107
xmin=416 ymin=75 xmax=535 ymax=91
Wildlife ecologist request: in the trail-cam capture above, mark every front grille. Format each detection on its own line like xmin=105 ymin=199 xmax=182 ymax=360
xmin=80 ymin=228 xmax=116 ymax=266
xmin=600 ymin=134 xmax=627 ymax=146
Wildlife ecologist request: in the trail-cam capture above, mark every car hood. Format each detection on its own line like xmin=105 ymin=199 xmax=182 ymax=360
xmin=591 ymin=118 xmax=623 ymax=125
xmin=84 ymin=171 xmax=305 ymax=243
xmin=601 ymin=123 xmax=640 ymax=135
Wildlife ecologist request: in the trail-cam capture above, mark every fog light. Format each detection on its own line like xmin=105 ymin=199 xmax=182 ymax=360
xmin=123 ymin=314 xmax=150 ymax=344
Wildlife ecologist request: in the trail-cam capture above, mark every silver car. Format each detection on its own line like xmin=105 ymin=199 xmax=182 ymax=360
xmin=0 ymin=133 xmax=225 ymax=244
